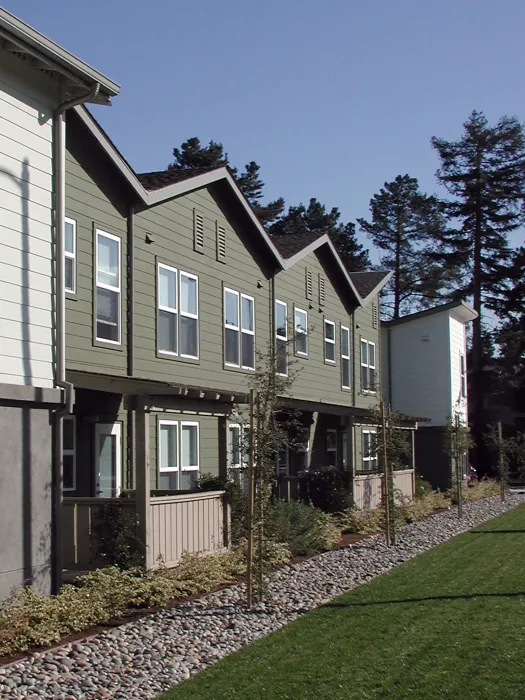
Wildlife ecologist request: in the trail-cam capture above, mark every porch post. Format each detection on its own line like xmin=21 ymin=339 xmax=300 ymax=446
xmin=135 ymin=396 xmax=152 ymax=568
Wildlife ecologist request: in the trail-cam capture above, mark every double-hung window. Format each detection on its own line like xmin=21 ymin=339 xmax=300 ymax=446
xmin=64 ymin=217 xmax=76 ymax=293
xmin=62 ymin=416 xmax=76 ymax=491
xmin=180 ymin=272 xmax=199 ymax=358
xmin=276 ymin=444 xmax=289 ymax=476
xmin=158 ymin=264 xmax=178 ymax=355
xmin=460 ymin=354 xmax=467 ymax=398
xmin=361 ymin=339 xmax=376 ymax=392
xmin=324 ymin=319 xmax=336 ymax=363
xmin=158 ymin=265 xmax=199 ymax=359
xmin=326 ymin=429 xmax=337 ymax=466
xmin=341 ymin=325 xmax=351 ymax=389
xmin=362 ymin=430 xmax=378 ymax=471
xmin=159 ymin=420 xmax=200 ymax=490
xmin=228 ymin=423 xmax=251 ymax=469
xmin=275 ymin=300 xmax=288 ymax=376
xmin=294 ymin=307 xmax=308 ymax=356
xmin=224 ymin=289 xmax=255 ymax=369
xmin=96 ymin=230 xmax=121 ymax=344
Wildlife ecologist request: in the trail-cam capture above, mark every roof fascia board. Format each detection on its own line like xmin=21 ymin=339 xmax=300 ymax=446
xmin=358 ymin=271 xmax=393 ymax=307
xmin=0 ymin=8 xmax=119 ymax=97
xmin=73 ymin=108 xmax=284 ymax=268
xmin=383 ymin=299 xmax=478 ymax=328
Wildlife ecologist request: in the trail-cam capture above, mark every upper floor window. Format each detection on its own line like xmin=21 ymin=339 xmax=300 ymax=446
xmin=294 ymin=307 xmax=308 ymax=356
xmin=460 ymin=353 xmax=467 ymax=398
xmin=324 ymin=320 xmax=336 ymax=364
xmin=224 ymin=288 xmax=255 ymax=370
xmin=341 ymin=325 xmax=351 ymax=389
xmin=361 ymin=339 xmax=376 ymax=392
xmin=275 ymin=300 xmax=288 ymax=376
xmin=362 ymin=430 xmax=378 ymax=471
xmin=95 ymin=230 xmax=121 ymax=344
xmin=64 ymin=217 xmax=76 ymax=293
xmin=158 ymin=264 xmax=199 ymax=359
xmin=63 ymin=416 xmax=76 ymax=491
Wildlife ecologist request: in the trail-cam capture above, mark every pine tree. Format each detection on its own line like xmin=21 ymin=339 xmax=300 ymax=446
xmin=168 ymin=139 xmax=284 ymax=226
xmin=357 ymin=175 xmax=452 ymax=319
xmin=431 ymin=111 xmax=525 ymax=472
xmin=269 ymin=198 xmax=370 ymax=271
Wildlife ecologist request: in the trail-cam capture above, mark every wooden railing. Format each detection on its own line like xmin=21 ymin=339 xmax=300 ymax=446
xmin=150 ymin=491 xmax=228 ymax=568
xmin=353 ymin=469 xmax=415 ymax=510
xmin=63 ymin=491 xmax=228 ymax=572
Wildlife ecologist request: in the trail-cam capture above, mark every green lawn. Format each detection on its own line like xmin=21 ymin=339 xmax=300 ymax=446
xmin=160 ymin=505 xmax=525 ymax=700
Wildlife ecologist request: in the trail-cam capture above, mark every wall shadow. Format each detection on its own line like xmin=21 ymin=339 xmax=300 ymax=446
xmin=324 ymin=591 xmax=525 ymax=609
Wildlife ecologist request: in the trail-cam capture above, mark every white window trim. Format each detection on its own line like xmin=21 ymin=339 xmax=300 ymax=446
xmin=326 ymin=428 xmax=338 ymax=460
xmin=341 ymin=325 xmax=351 ymax=389
xmin=362 ymin=429 xmax=378 ymax=471
xmin=95 ymin=229 xmax=121 ymax=345
xmin=224 ymin=287 xmax=241 ymax=368
xmin=460 ymin=353 xmax=467 ymax=399
xmin=63 ymin=415 xmax=76 ymax=492
xmin=361 ymin=339 xmax=376 ymax=393
xmin=179 ymin=271 xmax=199 ymax=359
xmin=64 ymin=217 xmax=76 ymax=294
xmin=181 ymin=421 xmax=200 ymax=472
xmin=158 ymin=420 xmax=179 ymax=473
xmin=275 ymin=299 xmax=288 ymax=377
xmin=241 ymin=293 xmax=255 ymax=371
xmin=294 ymin=306 xmax=308 ymax=357
xmin=228 ymin=422 xmax=250 ymax=469
xmin=158 ymin=263 xmax=178 ymax=357
xmin=324 ymin=319 xmax=336 ymax=364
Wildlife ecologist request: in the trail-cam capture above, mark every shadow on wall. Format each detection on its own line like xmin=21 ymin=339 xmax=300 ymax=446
xmin=0 ymin=159 xmax=37 ymax=588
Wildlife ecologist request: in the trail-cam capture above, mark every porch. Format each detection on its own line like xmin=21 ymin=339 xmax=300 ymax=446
xmin=63 ymin=490 xmax=229 ymax=571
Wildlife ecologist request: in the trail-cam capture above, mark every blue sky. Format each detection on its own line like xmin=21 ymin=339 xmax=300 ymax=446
xmin=7 ymin=0 xmax=525 ymax=258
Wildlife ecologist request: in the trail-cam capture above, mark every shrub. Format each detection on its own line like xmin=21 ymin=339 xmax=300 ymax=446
xmin=463 ymin=478 xmax=500 ymax=502
xmin=302 ymin=467 xmax=353 ymax=513
xmin=414 ymin=475 xmax=434 ymax=499
xmin=94 ymin=503 xmax=143 ymax=569
xmin=265 ymin=500 xmax=341 ymax=555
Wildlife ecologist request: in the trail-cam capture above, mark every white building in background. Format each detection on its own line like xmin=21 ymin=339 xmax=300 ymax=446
xmin=0 ymin=6 xmax=118 ymax=599
xmin=381 ymin=300 xmax=478 ymax=489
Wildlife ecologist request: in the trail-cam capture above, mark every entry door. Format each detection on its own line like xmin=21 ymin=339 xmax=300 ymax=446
xmin=95 ymin=423 xmax=122 ymax=497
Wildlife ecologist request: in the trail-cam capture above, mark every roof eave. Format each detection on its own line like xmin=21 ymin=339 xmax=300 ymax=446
xmin=358 ymin=271 xmax=393 ymax=307
xmin=0 ymin=8 xmax=120 ymax=100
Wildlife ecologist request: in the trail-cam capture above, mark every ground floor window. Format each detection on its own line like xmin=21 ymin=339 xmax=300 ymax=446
xmin=276 ymin=444 xmax=289 ymax=476
xmin=63 ymin=416 xmax=76 ymax=491
xmin=362 ymin=430 xmax=378 ymax=471
xmin=159 ymin=420 xmax=200 ymax=490
xmin=326 ymin=429 xmax=337 ymax=466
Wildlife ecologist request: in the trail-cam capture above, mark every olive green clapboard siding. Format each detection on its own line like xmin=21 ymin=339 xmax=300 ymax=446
xmin=354 ymin=295 xmax=381 ymax=410
xmin=274 ymin=250 xmax=355 ymax=407
xmin=64 ymin=134 xmax=128 ymax=376
xmin=133 ymin=188 xmax=272 ymax=395
xmin=149 ymin=412 xmax=219 ymax=490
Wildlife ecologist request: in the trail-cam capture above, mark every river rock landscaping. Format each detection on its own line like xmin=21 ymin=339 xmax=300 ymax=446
xmin=1 ymin=494 xmax=523 ymax=699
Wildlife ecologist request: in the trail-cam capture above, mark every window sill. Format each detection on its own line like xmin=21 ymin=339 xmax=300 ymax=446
xmin=224 ymin=363 xmax=255 ymax=374
xmin=93 ymin=337 xmax=124 ymax=352
xmin=156 ymin=350 xmax=200 ymax=365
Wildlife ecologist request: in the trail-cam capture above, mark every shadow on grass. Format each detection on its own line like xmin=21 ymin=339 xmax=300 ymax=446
xmin=470 ymin=529 xmax=525 ymax=534
xmin=324 ymin=591 xmax=525 ymax=609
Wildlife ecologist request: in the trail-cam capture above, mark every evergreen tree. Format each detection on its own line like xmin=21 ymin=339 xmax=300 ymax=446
xmin=168 ymin=138 xmax=284 ymax=226
xmin=431 ymin=111 xmax=525 ymax=472
xmin=357 ymin=175 xmax=452 ymax=319
xmin=269 ymin=198 xmax=370 ymax=272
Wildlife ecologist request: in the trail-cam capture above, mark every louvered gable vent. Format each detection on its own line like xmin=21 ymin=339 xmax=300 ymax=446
xmin=372 ymin=302 xmax=378 ymax=329
xmin=193 ymin=209 xmax=204 ymax=253
xmin=305 ymin=268 xmax=313 ymax=300
xmin=318 ymin=274 xmax=326 ymax=306
xmin=216 ymin=222 xmax=226 ymax=262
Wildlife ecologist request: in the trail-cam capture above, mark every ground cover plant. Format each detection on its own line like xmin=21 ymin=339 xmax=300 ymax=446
xmin=161 ymin=504 xmax=525 ymax=700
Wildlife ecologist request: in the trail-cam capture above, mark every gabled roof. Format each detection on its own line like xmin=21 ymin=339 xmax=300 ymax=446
xmin=72 ymin=107 xmax=389 ymax=308
xmin=382 ymin=299 xmax=478 ymax=328
xmin=272 ymin=232 xmax=391 ymax=307
xmin=0 ymin=8 xmax=119 ymax=104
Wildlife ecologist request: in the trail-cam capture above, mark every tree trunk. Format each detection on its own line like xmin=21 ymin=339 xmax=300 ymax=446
xmin=471 ymin=153 xmax=484 ymax=475
xmin=393 ymin=219 xmax=402 ymax=320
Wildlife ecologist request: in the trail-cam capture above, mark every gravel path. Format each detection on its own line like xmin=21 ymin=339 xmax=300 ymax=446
xmin=1 ymin=495 xmax=523 ymax=699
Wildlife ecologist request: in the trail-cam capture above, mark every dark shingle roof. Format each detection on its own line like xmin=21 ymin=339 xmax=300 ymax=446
xmin=137 ymin=165 xmax=230 ymax=191
xmin=270 ymin=231 xmax=328 ymax=259
xmin=348 ymin=271 xmax=391 ymax=299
